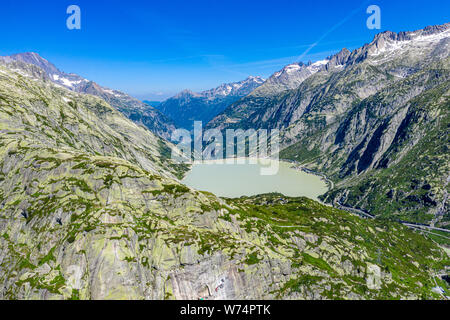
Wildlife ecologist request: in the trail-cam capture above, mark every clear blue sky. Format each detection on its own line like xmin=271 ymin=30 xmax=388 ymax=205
xmin=1 ymin=0 xmax=449 ymax=100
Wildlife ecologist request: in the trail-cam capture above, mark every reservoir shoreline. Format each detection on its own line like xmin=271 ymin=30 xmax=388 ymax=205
xmin=280 ymin=159 xmax=335 ymax=190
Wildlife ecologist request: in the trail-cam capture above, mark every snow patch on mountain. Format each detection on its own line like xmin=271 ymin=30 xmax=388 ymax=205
xmin=172 ymin=76 xmax=265 ymax=101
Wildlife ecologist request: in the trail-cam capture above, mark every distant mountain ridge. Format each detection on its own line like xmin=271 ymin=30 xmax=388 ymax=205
xmin=156 ymin=76 xmax=265 ymax=129
xmin=251 ymin=60 xmax=329 ymax=97
xmin=199 ymin=75 xmax=265 ymax=98
xmin=0 ymin=52 xmax=176 ymax=139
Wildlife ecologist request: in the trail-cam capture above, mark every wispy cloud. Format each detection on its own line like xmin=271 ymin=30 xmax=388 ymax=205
xmin=262 ymin=38 xmax=368 ymax=53
xmin=147 ymin=54 xmax=226 ymax=64
xmin=204 ymin=50 xmax=337 ymax=79
xmin=296 ymin=0 xmax=372 ymax=61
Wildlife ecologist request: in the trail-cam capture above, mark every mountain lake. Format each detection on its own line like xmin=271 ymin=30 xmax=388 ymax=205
xmin=182 ymin=158 xmax=329 ymax=200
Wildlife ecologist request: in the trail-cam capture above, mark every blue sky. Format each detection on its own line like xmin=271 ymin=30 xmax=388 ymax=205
xmin=1 ymin=0 xmax=449 ymax=100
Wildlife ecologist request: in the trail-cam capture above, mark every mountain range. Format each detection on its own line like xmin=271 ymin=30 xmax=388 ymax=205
xmin=207 ymin=23 xmax=450 ymax=228
xmin=0 ymin=52 xmax=176 ymax=139
xmin=155 ymin=76 xmax=265 ymax=129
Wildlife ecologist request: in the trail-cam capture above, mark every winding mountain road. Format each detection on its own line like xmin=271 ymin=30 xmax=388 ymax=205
xmin=335 ymin=201 xmax=450 ymax=234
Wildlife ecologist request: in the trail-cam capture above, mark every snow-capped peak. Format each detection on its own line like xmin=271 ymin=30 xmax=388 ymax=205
xmin=199 ymin=76 xmax=265 ymax=99
xmin=368 ymin=26 xmax=450 ymax=58
xmin=264 ymin=59 xmax=329 ymax=93
xmin=273 ymin=63 xmax=305 ymax=78
xmin=311 ymin=59 xmax=329 ymax=67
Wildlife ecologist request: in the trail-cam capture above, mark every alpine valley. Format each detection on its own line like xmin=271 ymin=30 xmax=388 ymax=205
xmin=0 ymin=23 xmax=448 ymax=301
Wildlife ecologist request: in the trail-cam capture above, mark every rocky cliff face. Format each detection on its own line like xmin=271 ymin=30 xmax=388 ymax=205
xmin=207 ymin=23 xmax=450 ymax=227
xmin=0 ymin=53 xmax=176 ymax=139
xmin=0 ymin=63 xmax=447 ymax=299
